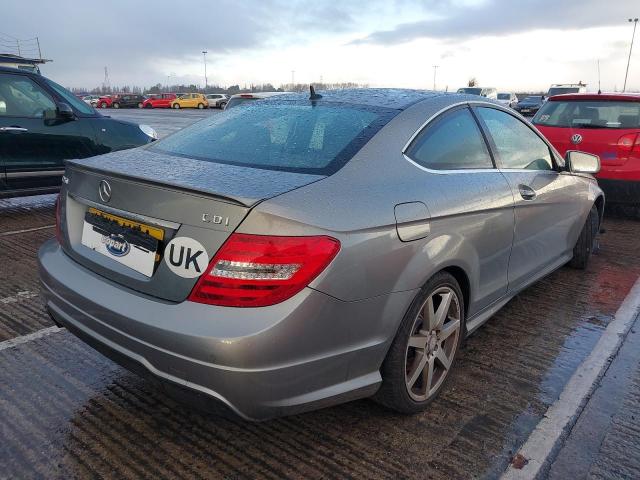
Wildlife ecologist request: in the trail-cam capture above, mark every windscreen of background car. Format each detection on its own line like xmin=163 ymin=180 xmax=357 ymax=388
xmin=547 ymin=87 xmax=580 ymax=96
xmin=457 ymin=88 xmax=482 ymax=95
xmin=152 ymin=102 xmax=397 ymax=174
xmin=497 ymin=93 xmax=511 ymax=100
xmin=533 ymin=101 xmax=640 ymax=129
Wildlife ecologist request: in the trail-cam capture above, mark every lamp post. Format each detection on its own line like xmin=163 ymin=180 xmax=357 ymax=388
xmin=166 ymin=72 xmax=175 ymax=93
xmin=623 ymin=18 xmax=638 ymax=92
xmin=202 ymin=50 xmax=208 ymax=90
xmin=432 ymin=65 xmax=439 ymax=91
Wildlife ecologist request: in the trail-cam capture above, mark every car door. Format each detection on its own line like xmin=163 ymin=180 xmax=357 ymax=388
xmin=0 ymin=71 xmax=96 ymax=193
xmin=474 ymin=105 xmax=583 ymax=291
xmin=404 ymin=106 xmax=515 ymax=315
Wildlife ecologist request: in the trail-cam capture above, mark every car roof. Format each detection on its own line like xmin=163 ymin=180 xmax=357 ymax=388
xmin=548 ymin=92 xmax=640 ymax=102
xmin=235 ymin=88 xmax=465 ymax=111
xmin=0 ymin=65 xmax=33 ymax=75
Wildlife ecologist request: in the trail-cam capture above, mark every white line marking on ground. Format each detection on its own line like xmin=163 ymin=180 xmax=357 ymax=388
xmin=0 ymin=326 xmax=64 ymax=352
xmin=501 ymin=277 xmax=640 ymax=480
xmin=0 ymin=224 xmax=55 ymax=237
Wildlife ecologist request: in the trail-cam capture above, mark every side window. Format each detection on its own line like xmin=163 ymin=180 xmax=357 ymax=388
xmin=477 ymin=107 xmax=553 ymax=171
xmin=407 ymin=108 xmax=493 ymax=170
xmin=0 ymin=73 xmax=56 ymax=118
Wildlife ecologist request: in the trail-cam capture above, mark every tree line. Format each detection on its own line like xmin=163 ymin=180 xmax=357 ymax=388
xmin=70 ymin=82 xmax=368 ymax=96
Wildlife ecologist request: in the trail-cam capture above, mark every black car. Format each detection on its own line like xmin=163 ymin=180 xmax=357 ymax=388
xmin=0 ymin=67 xmax=157 ymax=198
xmin=102 ymin=93 xmax=146 ymax=109
xmin=514 ymin=95 xmax=545 ymax=116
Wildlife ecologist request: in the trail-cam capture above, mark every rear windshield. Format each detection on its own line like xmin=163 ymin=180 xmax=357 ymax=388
xmin=533 ymin=100 xmax=640 ymax=129
xmin=457 ymin=88 xmax=482 ymax=95
xmin=152 ymin=101 xmax=397 ymax=174
xmin=497 ymin=93 xmax=510 ymax=100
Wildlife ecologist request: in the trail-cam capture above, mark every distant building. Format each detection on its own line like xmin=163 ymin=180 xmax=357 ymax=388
xmin=0 ymin=53 xmax=51 ymax=74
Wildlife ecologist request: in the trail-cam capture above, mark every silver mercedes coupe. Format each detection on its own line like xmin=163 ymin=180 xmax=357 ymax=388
xmin=39 ymin=89 xmax=603 ymax=420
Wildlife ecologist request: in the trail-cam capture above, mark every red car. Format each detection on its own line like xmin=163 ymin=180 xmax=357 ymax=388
xmin=142 ymin=93 xmax=178 ymax=109
xmin=533 ymin=93 xmax=640 ymax=205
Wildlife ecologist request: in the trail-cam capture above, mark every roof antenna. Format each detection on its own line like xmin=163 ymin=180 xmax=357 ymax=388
xmin=309 ymin=85 xmax=322 ymax=100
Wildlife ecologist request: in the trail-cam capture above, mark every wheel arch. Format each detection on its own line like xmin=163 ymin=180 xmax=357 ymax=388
xmin=594 ymin=194 xmax=605 ymax=228
xmin=440 ymin=265 xmax=470 ymax=319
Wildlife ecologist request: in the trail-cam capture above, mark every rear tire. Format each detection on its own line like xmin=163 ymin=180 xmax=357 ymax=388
xmin=219 ymin=101 xmax=227 ymax=109
xmin=197 ymin=103 xmax=204 ymax=109
xmin=137 ymin=102 xmax=144 ymax=108
xmin=173 ymin=103 xmax=180 ymax=109
xmin=113 ymin=103 xmax=120 ymax=109
xmin=570 ymin=205 xmax=599 ymax=269
xmin=100 ymin=102 xmax=108 ymax=108
xmin=375 ymin=271 xmax=464 ymax=414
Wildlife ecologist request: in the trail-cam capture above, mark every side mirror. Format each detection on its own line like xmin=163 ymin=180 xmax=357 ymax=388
xmin=565 ymin=150 xmax=600 ymax=174
xmin=58 ymin=102 xmax=75 ymax=119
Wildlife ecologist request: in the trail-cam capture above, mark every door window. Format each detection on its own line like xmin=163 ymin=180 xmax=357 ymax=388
xmin=477 ymin=107 xmax=553 ymax=170
xmin=406 ymin=108 xmax=493 ymax=170
xmin=0 ymin=73 xmax=56 ymax=118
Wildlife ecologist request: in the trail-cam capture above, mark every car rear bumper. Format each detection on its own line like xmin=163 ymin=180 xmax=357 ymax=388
xmin=597 ymin=178 xmax=640 ymax=205
xmin=38 ymin=239 xmax=414 ymax=420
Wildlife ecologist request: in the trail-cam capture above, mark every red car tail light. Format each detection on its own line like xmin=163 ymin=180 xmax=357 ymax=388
xmin=54 ymin=194 xmax=63 ymax=243
xmin=617 ymin=133 xmax=640 ymax=154
xmin=188 ymin=233 xmax=340 ymax=307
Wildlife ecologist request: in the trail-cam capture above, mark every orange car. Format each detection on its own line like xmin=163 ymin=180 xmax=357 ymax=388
xmin=170 ymin=93 xmax=208 ymax=109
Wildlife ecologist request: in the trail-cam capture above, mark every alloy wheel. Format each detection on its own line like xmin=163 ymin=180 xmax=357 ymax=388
xmin=404 ymin=286 xmax=461 ymax=402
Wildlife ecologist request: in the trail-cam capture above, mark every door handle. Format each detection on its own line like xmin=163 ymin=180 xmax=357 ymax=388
xmin=0 ymin=126 xmax=28 ymax=132
xmin=518 ymin=184 xmax=537 ymax=201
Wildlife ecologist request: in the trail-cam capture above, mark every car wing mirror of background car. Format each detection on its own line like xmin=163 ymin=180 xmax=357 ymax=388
xmin=565 ymin=150 xmax=600 ymax=174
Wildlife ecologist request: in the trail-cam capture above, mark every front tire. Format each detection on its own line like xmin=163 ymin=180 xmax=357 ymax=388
xmin=375 ymin=271 xmax=464 ymax=414
xmin=113 ymin=102 xmax=120 ymax=109
xmin=100 ymin=102 xmax=108 ymax=108
xmin=197 ymin=103 xmax=205 ymax=109
xmin=570 ymin=205 xmax=599 ymax=269
xmin=172 ymin=103 xmax=180 ymax=109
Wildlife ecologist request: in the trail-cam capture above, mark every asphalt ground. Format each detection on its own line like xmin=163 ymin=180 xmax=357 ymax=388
xmin=1 ymin=108 xmax=639 ymax=479
xmin=99 ymin=106 xmax=222 ymax=138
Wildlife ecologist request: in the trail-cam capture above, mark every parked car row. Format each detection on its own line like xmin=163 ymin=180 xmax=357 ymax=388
xmin=456 ymin=84 xmax=588 ymax=117
xmin=80 ymin=92 xmax=230 ymax=110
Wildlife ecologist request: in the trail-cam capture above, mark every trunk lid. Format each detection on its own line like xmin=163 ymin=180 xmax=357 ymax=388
xmin=537 ymin=125 xmax=640 ymax=167
xmin=60 ymin=149 xmax=324 ymax=302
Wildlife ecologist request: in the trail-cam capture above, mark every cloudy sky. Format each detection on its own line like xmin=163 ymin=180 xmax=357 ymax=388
xmin=3 ymin=0 xmax=639 ymax=92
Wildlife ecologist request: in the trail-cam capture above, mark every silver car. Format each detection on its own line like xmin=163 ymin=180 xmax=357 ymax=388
xmin=39 ymin=89 xmax=603 ymax=420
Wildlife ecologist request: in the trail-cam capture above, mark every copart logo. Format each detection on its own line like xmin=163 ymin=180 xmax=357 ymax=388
xmin=102 ymin=234 xmax=130 ymax=257
xmin=98 ymin=180 xmax=112 ymax=203
xmin=571 ymin=134 xmax=583 ymax=145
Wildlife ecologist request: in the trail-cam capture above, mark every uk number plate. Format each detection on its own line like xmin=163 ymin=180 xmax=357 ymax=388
xmin=81 ymin=208 xmax=164 ymax=277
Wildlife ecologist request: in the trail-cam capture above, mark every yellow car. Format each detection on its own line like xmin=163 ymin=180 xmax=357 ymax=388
xmin=170 ymin=93 xmax=208 ymax=109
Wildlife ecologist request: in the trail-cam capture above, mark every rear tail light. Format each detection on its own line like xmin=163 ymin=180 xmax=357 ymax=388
xmin=54 ymin=194 xmax=63 ymax=243
xmin=188 ymin=233 xmax=340 ymax=307
xmin=617 ymin=133 xmax=640 ymax=155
